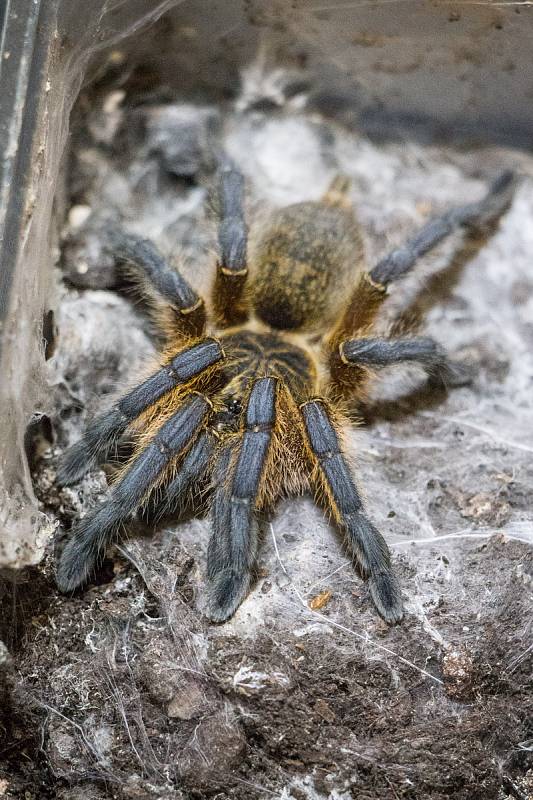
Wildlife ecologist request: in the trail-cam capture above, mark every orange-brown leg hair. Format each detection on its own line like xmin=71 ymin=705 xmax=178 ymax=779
xmin=57 ymin=338 xmax=224 ymax=485
xmin=57 ymin=392 xmax=213 ymax=593
xmin=206 ymin=377 xmax=278 ymax=621
xmin=327 ymin=170 xmax=515 ymax=396
xmin=109 ymin=230 xmax=207 ymax=348
xmin=211 ymin=166 xmax=250 ymax=328
xmin=299 ymin=397 xmax=403 ymax=623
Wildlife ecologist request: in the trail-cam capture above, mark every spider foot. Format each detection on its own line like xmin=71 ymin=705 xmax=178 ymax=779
xmin=56 ymin=501 xmax=123 ymax=592
xmin=369 ymin=571 xmax=404 ymax=624
xmin=57 ymin=522 xmax=99 ymax=592
xmin=56 ymin=440 xmax=92 ymax=487
xmin=206 ymin=570 xmax=252 ymax=623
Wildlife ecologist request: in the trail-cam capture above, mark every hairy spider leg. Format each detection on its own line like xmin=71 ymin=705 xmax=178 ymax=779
xmin=328 ymin=170 xmax=516 ymax=352
xmin=300 ymin=398 xmax=403 ymax=623
xmin=370 ymin=170 xmax=515 ymax=286
xmin=57 ymin=338 xmax=224 ymax=486
xmin=153 ymin=429 xmax=216 ymax=521
xmin=57 ymin=393 xmax=212 ymax=592
xmin=327 ymin=171 xmax=515 ymax=396
xmin=329 ymin=335 xmax=471 ymax=400
xmin=206 ymin=376 xmax=278 ymax=622
xmin=211 ymin=165 xmax=250 ymax=327
xmin=110 ymin=230 xmax=206 ymax=343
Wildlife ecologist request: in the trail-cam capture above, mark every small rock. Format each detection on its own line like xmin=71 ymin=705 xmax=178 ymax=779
xmin=68 ymin=205 xmax=92 ymax=230
xmin=0 ymin=640 xmax=11 ymax=669
xmin=442 ymin=647 xmax=475 ymax=701
xmin=139 ymin=639 xmax=182 ymax=705
xmin=516 ymin=561 xmax=533 ymax=588
xmin=62 ymin=218 xmax=118 ymax=289
xmin=47 ymin=720 xmax=86 ymax=777
xmin=459 ymin=492 xmax=511 ymax=527
xmin=167 ymin=682 xmax=208 ymax=720
xmin=314 ymin=698 xmax=336 ymax=723
xmin=179 ymin=707 xmax=246 ymax=789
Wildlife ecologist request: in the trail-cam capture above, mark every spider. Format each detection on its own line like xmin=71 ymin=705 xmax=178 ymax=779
xmin=56 ymin=165 xmax=514 ymax=624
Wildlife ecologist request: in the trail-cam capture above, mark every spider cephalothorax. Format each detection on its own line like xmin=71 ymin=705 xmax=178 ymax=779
xmin=56 ymin=165 xmax=514 ymax=623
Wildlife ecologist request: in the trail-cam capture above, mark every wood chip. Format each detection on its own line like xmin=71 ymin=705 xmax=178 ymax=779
xmin=308 ymin=590 xmax=332 ymax=610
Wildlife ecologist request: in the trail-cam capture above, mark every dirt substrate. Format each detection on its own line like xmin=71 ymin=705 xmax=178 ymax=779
xmin=1 ymin=70 xmax=532 ymax=799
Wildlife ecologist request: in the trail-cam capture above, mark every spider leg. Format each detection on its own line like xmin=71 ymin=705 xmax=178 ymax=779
xmin=57 ymin=393 xmax=212 ymax=592
xmin=206 ymin=376 xmax=277 ymax=622
xmin=154 ymin=429 xmax=215 ymax=521
xmin=299 ymin=398 xmax=403 ymax=623
xmin=329 ymin=335 xmax=471 ymax=399
xmin=110 ymin=230 xmax=206 ymax=342
xmin=328 ymin=170 xmax=516 ymax=348
xmin=57 ymin=338 xmax=223 ymax=486
xmin=370 ymin=170 xmax=515 ymax=286
xmin=211 ymin=165 xmax=249 ymax=328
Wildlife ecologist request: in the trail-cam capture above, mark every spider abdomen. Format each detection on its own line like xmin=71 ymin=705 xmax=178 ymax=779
xmin=250 ymin=201 xmax=364 ymax=332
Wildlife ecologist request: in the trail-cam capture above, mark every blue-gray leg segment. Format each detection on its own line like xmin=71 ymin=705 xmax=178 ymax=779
xmin=371 ymin=171 xmax=515 ymax=286
xmin=155 ymin=430 xmax=215 ymax=520
xmin=206 ymin=377 xmax=277 ymax=622
xmin=111 ymin=230 xmax=201 ymax=312
xmin=57 ymin=338 xmax=223 ymax=486
xmin=56 ymin=394 xmax=211 ymax=592
xmin=217 ymin=166 xmax=248 ymax=274
xmin=212 ymin=165 xmax=249 ymax=327
xmin=341 ymin=336 xmax=471 ymax=387
xmin=301 ymin=399 xmax=403 ymax=623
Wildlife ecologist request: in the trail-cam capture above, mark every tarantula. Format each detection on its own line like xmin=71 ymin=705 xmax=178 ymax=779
xmin=56 ymin=165 xmax=514 ymax=623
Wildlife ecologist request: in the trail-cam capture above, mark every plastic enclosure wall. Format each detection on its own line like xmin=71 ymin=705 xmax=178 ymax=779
xmin=1 ymin=0 xmax=532 ymax=568
xmin=0 ymin=0 xmax=177 ymax=567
